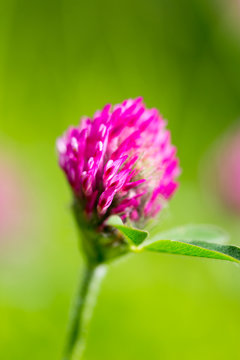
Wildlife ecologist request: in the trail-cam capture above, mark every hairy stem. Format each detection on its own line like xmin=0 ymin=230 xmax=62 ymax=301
xmin=62 ymin=263 xmax=107 ymax=360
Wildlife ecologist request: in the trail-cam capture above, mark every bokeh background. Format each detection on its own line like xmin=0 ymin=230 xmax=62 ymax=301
xmin=1 ymin=0 xmax=240 ymax=359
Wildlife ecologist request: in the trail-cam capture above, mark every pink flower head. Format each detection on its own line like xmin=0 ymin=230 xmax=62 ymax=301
xmin=215 ymin=126 xmax=240 ymax=214
xmin=57 ymin=98 xmax=180 ymax=225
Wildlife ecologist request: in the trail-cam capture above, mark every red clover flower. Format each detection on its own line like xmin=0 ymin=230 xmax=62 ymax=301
xmin=57 ymin=97 xmax=180 ymax=228
xmin=57 ymin=99 xmax=240 ymax=360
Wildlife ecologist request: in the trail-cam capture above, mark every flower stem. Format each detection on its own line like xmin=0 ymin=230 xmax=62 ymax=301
xmin=62 ymin=262 xmax=107 ymax=360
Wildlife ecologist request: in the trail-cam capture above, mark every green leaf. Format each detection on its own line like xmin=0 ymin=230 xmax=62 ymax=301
xmin=149 ymin=224 xmax=229 ymax=244
xmin=107 ymin=216 xmax=148 ymax=246
xmin=142 ymin=239 xmax=240 ymax=264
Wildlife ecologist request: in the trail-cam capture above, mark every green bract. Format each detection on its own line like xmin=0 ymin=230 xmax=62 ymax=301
xmin=108 ymin=217 xmax=240 ymax=264
xmin=107 ymin=215 xmax=148 ymax=246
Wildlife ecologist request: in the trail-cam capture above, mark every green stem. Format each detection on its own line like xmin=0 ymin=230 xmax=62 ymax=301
xmin=62 ymin=262 xmax=107 ymax=360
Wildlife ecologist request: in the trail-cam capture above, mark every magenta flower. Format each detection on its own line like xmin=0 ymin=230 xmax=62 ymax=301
xmin=57 ymin=102 xmax=240 ymax=360
xmin=214 ymin=126 xmax=240 ymax=214
xmin=57 ymin=98 xmax=180 ymax=226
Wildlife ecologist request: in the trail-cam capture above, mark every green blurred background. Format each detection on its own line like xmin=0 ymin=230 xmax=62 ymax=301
xmin=1 ymin=0 xmax=240 ymax=359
